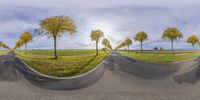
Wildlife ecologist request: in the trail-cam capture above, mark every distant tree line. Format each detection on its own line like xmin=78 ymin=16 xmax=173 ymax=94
xmin=115 ymin=27 xmax=200 ymax=54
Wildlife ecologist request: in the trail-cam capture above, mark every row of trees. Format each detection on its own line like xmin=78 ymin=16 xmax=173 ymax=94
xmin=6 ymin=16 xmax=200 ymax=58
xmin=12 ymin=16 xmax=112 ymax=59
xmin=0 ymin=41 xmax=11 ymax=50
xmin=115 ymin=38 xmax=132 ymax=52
xmin=90 ymin=29 xmax=112 ymax=55
xmin=13 ymin=16 xmax=76 ymax=59
xmin=13 ymin=32 xmax=33 ymax=53
xmin=116 ymin=27 xmax=200 ymax=54
xmin=102 ymin=38 xmax=112 ymax=52
xmin=115 ymin=31 xmax=148 ymax=54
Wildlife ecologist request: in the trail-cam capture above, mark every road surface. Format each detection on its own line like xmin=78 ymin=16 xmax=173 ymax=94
xmin=0 ymin=52 xmax=200 ymax=100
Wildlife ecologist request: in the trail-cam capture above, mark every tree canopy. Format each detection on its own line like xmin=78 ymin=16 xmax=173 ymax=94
xmin=20 ymin=32 xmax=33 ymax=44
xmin=36 ymin=16 xmax=77 ymax=37
xmin=124 ymin=38 xmax=132 ymax=46
xmin=134 ymin=31 xmax=148 ymax=43
xmin=115 ymin=41 xmax=126 ymax=50
xmin=162 ymin=27 xmax=183 ymax=41
xmin=187 ymin=35 xmax=199 ymax=47
xmin=0 ymin=41 xmax=11 ymax=50
xmin=13 ymin=40 xmax=24 ymax=50
xmin=90 ymin=30 xmax=104 ymax=41
xmin=102 ymin=38 xmax=112 ymax=50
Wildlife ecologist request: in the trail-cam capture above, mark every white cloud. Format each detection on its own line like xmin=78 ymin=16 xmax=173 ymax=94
xmin=0 ymin=0 xmax=200 ymax=50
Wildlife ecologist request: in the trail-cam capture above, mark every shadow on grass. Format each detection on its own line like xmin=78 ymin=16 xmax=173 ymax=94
xmin=49 ymin=58 xmax=57 ymax=60
xmin=62 ymin=55 xmax=98 ymax=76
xmin=82 ymin=55 xmax=97 ymax=68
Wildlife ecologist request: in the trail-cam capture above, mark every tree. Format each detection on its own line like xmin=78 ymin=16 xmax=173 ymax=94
xmin=187 ymin=35 xmax=199 ymax=50
xmin=160 ymin=47 xmax=164 ymax=51
xmin=102 ymin=38 xmax=109 ymax=52
xmin=36 ymin=16 xmax=77 ymax=59
xmin=122 ymin=42 xmax=126 ymax=50
xmin=0 ymin=41 xmax=11 ymax=50
xmin=115 ymin=41 xmax=126 ymax=51
xmin=107 ymin=43 xmax=113 ymax=50
xmin=101 ymin=38 xmax=112 ymax=51
xmin=13 ymin=40 xmax=24 ymax=50
xmin=154 ymin=47 xmax=158 ymax=51
xmin=134 ymin=31 xmax=148 ymax=54
xmin=124 ymin=38 xmax=132 ymax=52
xmin=20 ymin=32 xmax=33 ymax=53
xmin=90 ymin=29 xmax=104 ymax=55
xmin=162 ymin=27 xmax=183 ymax=54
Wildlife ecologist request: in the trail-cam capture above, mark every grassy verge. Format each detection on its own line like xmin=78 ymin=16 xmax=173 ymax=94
xmin=0 ymin=50 xmax=9 ymax=55
xmin=18 ymin=50 xmax=110 ymax=77
xmin=119 ymin=50 xmax=200 ymax=62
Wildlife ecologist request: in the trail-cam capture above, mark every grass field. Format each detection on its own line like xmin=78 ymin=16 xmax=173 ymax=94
xmin=119 ymin=50 xmax=200 ymax=62
xmin=18 ymin=50 xmax=110 ymax=77
xmin=0 ymin=50 xmax=9 ymax=55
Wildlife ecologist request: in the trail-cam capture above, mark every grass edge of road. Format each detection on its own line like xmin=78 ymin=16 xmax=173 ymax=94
xmin=119 ymin=51 xmax=200 ymax=63
xmin=0 ymin=50 xmax=9 ymax=55
xmin=17 ymin=50 xmax=111 ymax=77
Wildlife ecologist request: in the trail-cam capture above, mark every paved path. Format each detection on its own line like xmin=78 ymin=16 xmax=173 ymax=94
xmin=0 ymin=52 xmax=200 ymax=100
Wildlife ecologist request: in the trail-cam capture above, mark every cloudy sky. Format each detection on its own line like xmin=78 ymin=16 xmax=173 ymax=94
xmin=0 ymin=0 xmax=200 ymax=50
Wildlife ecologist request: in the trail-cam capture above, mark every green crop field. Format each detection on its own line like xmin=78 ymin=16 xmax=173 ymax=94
xmin=119 ymin=50 xmax=200 ymax=62
xmin=18 ymin=50 xmax=111 ymax=77
xmin=0 ymin=50 xmax=9 ymax=55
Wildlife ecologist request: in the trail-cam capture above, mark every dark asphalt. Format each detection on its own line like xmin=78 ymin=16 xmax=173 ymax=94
xmin=0 ymin=53 xmax=112 ymax=90
xmin=0 ymin=52 xmax=200 ymax=100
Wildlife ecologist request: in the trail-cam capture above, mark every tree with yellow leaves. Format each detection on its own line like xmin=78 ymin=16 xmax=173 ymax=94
xmin=187 ymin=35 xmax=199 ymax=50
xmin=124 ymin=38 xmax=132 ymax=52
xmin=13 ymin=40 xmax=24 ymax=50
xmin=134 ymin=31 xmax=148 ymax=54
xmin=90 ymin=29 xmax=104 ymax=55
xmin=102 ymin=38 xmax=112 ymax=52
xmin=0 ymin=41 xmax=11 ymax=50
xmin=162 ymin=27 xmax=183 ymax=54
xmin=36 ymin=16 xmax=77 ymax=59
xmin=20 ymin=32 xmax=33 ymax=52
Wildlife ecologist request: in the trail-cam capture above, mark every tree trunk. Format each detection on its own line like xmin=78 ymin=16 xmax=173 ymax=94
xmin=25 ymin=43 xmax=27 ymax=54
xmin=171 ymin=39 xmax=174 ymax=55
xmin=96 ymin=40 xmax=98 ymax=55
xmin=192 ymin=44 xmax=194 ymax=51
xmin=105 ymin=46 xmax=106 ymax=53
xmin=141 ymin=42 xmax=143 ymax=54
xmin=128 ymin=45 xmax=129 ymax=52
xmin=53 ymin=36 xmax=58 ymax=59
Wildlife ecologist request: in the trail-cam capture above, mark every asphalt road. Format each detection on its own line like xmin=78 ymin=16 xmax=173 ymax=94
xmin=0 ymin=52 xmax=200 ymax=100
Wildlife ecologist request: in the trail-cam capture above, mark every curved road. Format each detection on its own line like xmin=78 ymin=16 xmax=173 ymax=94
xmin=0 ymin=52 xmax=200 ymax=100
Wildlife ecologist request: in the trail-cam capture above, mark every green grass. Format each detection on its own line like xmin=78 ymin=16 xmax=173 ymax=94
xmin=119 ymin=50 xmax=200 ymax=62
xmin=18 ymin=50 xmax=110 ymax=77
xmin=0 ymin=50 xmax=9 ymax=55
